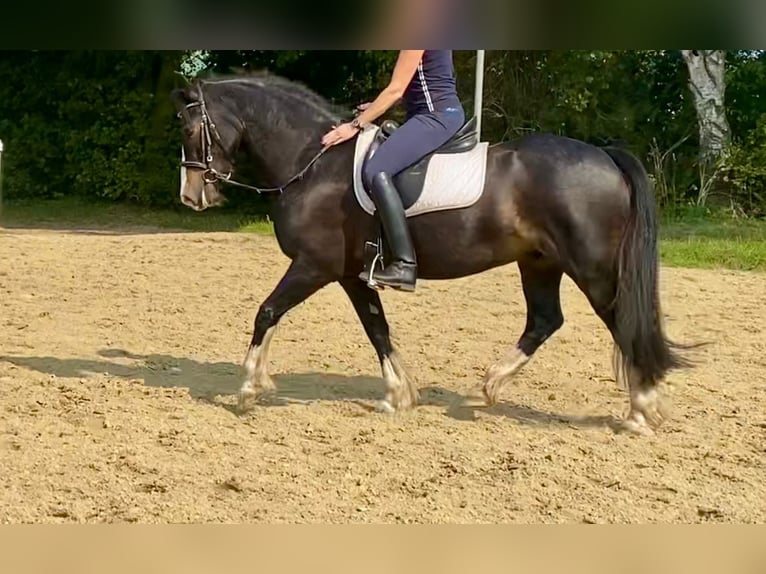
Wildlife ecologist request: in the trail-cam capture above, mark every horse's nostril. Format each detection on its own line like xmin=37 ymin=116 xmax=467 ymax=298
xmin=181 ymin=194 xmax=198 ymax=208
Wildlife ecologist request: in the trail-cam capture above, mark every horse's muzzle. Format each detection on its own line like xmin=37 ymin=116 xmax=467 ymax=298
xmin=181 ymin=192 xmax=207 ymax=211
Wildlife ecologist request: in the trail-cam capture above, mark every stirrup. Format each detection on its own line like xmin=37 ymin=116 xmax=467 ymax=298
xmin=361 ymin=239 xmax=386 ymax=291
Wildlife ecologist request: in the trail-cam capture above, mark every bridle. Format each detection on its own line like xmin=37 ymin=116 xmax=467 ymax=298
xmin=178 ymin=85 xmax=329 ymax=195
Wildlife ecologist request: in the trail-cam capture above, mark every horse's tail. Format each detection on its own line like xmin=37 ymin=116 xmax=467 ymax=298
xmin=603 ymin=146 xmax=692 ymax=390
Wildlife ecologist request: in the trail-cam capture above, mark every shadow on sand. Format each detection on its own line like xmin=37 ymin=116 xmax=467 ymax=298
xmin=0 ymin=348 xmax=620 ymax=430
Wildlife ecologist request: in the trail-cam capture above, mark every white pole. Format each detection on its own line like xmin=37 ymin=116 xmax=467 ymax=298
xmin=474 ymin=50 xmax=485 ymax=141
xmin=0 ymin=139 xmax=4 ymax=220
xmin=180 ymin=146 xmax=187 ymax=202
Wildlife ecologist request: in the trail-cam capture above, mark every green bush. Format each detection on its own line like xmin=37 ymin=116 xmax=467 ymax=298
xmin=0 ymin=51 xmax=184 ymax=207
xmin=724 ymin=114 xmax=766 ymax=217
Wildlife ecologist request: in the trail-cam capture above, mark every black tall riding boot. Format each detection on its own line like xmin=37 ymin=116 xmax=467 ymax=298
xmin=364 ymin=172 xmax=417 ymax=291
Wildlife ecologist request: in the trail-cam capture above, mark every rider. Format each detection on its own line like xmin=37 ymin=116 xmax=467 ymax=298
xmin=321 ymin=50 xmax=465 ymax=292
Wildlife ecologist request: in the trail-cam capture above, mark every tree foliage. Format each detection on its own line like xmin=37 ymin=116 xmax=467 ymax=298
xmin=0 ymin=50 xmax=185 ymax=206
xmin=1 ymin=50 xmax=765 ymax=216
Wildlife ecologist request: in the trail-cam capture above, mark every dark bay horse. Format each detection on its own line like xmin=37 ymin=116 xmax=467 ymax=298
xmin=171 ymin=73 xmax=691 ymax=436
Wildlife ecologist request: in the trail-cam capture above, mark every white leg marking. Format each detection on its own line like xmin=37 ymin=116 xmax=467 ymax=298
xmin=482 ymin=348 xmax=530 ymax=406
xmin=238 ymin=325 xmax=277 ymax=408
xmin=619 ymin=366 xmax=667 ymax=435
xmin=621 ymin=386 xmax=666 ymax=436
xmin=376 ymin=351 xmax=419 ymax=414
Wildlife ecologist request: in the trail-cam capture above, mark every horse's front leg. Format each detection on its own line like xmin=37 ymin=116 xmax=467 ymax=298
xmin=239 ymin=260 xmax=332 ymax=410
xmin=339 ymin=278 xmax=419 ymax=413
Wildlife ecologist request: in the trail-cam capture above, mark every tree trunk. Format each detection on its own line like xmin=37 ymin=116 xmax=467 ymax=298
xmin=681 ymin=50 xmax=731 ymax=205
xmin=682 ymin=50 xmax=730 ymax=159
xmin=139 ymin=51 xmax=184 ymax=205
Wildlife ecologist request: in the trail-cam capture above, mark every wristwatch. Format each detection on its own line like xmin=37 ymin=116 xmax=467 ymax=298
xmin=351 ymin=117 xmax=364 ymax=130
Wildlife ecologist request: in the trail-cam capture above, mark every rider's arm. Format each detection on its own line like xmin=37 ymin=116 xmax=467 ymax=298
xmin=354 ymin=50 xmax=423 ymax=126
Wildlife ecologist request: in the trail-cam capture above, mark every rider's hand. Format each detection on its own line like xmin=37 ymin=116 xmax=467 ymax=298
xmin=321 ymin=122 xmax=359 ymax=147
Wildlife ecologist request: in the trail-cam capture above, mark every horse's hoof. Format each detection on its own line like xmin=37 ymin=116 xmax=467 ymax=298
xmin=481 ymin=385 xmax=498 ymax=407
xmin=617 ymin=414 xmax=655 ymax=436
xmin=618 ymin=388 xmax=667 ymax=435
xmin=375 ymin=400 xmax=396 ymax=414
xmin=237 ymin=384 xmax=272 ymax=412
xmin=449 ymin=384 xmax=487 ymax=410
xmin=461 ymin=393 xmax=489 ymax=409
xmin=237 ymin=390 xmax=256 ymax=413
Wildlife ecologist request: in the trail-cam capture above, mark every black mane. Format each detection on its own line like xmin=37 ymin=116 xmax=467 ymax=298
xmin=193 ymin=71 xmax=353 ymax=123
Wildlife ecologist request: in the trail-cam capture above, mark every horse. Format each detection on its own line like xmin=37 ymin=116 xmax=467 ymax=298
xmin=170 ymin=72 xmax=692 ymax=436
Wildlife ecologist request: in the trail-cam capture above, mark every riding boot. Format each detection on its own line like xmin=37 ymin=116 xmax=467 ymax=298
xmin=363 ymin=172 xmax=417 ymax=291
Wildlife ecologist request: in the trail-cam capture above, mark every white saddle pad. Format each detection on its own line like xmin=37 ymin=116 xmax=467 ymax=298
xmin=352 ymin=125 xmax=489 ymax=218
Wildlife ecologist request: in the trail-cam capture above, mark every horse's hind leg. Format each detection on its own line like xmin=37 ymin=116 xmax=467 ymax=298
xmin=483 ymin=259 xmax=564 ymax=405
xmin=339 ymin=278 xmax=419 ymax=412
xmin=239 ymin=260 xmax=331 ymax=410
xmin=578 ymin=272 xmax=667 ymax=436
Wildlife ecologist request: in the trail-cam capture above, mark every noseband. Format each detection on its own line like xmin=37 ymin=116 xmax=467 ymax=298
xmin=178 ymin=87 xmax=329 ymax=195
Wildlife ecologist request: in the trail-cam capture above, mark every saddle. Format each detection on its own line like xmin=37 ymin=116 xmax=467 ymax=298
xmin=361 ymin=115 xmax=480 ymax=209
xmin=355 ymin=116 xmax=489 ymax=287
